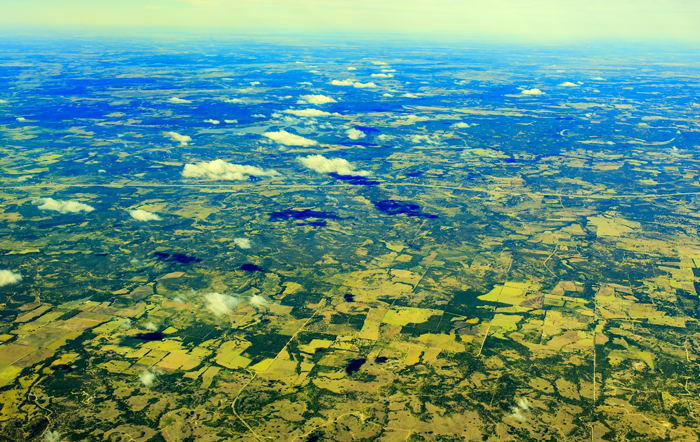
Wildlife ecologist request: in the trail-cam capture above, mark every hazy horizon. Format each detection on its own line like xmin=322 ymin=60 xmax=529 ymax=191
xmin=1 ymin=0 xmax=699 ymax=43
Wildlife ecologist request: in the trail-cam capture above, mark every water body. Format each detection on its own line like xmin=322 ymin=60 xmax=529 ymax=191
xmin=375 ymin=356 xmax=388 ymax=363
xmin=344 ymin=293 xmax=354 ymax=302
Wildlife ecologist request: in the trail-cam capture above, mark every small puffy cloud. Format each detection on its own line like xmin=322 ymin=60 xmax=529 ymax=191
xmin=377 ymin=134 xmax=395 ymax=142
xmin=347 ymin=67 xmax=356 ymax=70
xmin=559 ymin=82 xmax=578 ymax=87
xmin=129 ymin=209 xmax=162 ymax=221
xmin=120 ymin=318 xmax=133 ymax=329
xmin=0 ymin=270 xmax=22 ymax=287
xmin=0 ymin=99 xmax=8 ymax=104
xmin=33 ymin=198 xmax=95 ymax=214
xmin=510 ymin=407 xmax=526 ymax=422
xmin=402 ymin=93 xmax=419 ymax=98
xmin=204 ymin=292 xmax=241 ymax=316
xmin=16 ymin=117 xmax=27 ymax=122
xmin=249 ymin=295 xmax=268 ymax=308
xmin=165 ymin=131 xmax=192 ymax=146
xmin=139 ymin=370 xmax=158 ymax=387
xmin=146 ymin=321 xmax=158 ymax=331
xmin=409 ymin=134 xmax=441 ymax=145
xmin=383 ymin=93 xmax=393 ymax=97
xmin=346 ymin=128 xmax=365 ymax=140
xmin=183 ymin=159 xmax=278 ymax=181
xmin=204 ymin=119 xmax=220 ymax=124
xmin=452 ymin=122 xmax=470 ymax=128
xmin=354 ymin=82 xmax=377 ymax=88
xmin=43 ymin=430 xmax=61 ymax=442
xmin=371 ymin=73 xmax=393 ymax=78
xmin=263 ymin=129 xmax=317 ymax=146
xmin=250 ymin=81 xmax=260 ymax=86
xmin=591 ymin=76 xmax=606 ymax=80
xmin=521 ymin=88 xmax=544 ymax=95
xmin=298 ymin=154 xmax=370 ymax=176
xmin=300 ymin=94 xmax=337 ymax=105
xmin=252 ymin=114 xmax=266 ymax=118
xmin=234 ymin=238 xmax=251 ymax=249
xmin=284 ymin=109 xmax=335 ymax=117
xmin=224 ymin=119 xmax=237 ymax=123
xmin=332 ymin=79 xmax=355 ymax=86
xmin=98 ymin=169 xmax=106 ymax=173
xmin=225 ymin=98 xmax=246 ymax=103
xmin=509 ymin=398 xmax=531 ymax=422
xmin=168 ymin=97 xmax=191 ymax=103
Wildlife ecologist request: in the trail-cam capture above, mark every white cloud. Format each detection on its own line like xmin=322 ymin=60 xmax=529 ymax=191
xmin=332 ymin=79 xmax=355 ymax=86
xmin=402 ymin=93 xmax=419 ymax=98
xmin=509 ymin=398 xmax=530 ymax=422
xmin=347 ymin=67 xmax=356 ymax=70
xmin=204 ymin=292 xmax=241 ymax=316
xmin=452 ymin=122 xmax=470 ymax=128
xmin=521 ymin=88 xmax=544 ymax=95
xmin=204 ymin=119 xmax=220 ymax=124
xmin=234 ymin=238 xmax=251 ymax=249
xmin=377 ymin=134 xmax=395 ymax=142
xmin=129 ymin=209 xmax=162 ymax=221
xmin=250 ymin=295 xmax=268 ymax=308
xmin=371 ymin=73 xmax=393 ymax=78
xmin=43 ymin=430 xmax=61 ymax=442
xmin=168 ymin=97 xmax=191 ymax=103
xmin=283 ymin=109 xmax=335 ymax=117
xmin=120 ymin=318 xmax=133 ymax=329
xmin=139 ymin=370 xmax=158 ymax=387
xmin=16 ymin=117 xmax=27 ymax=122
xmin=252 ymin=114 xmax=266 ymax=118
xmin=300 ymin=94 xmax=337 ymax=105
xmin=354 ymin=82 xmax=377 ymax=88
xmin=383 ymin=93 xmax=393 ymax=97
xmin=250 ymin=81 xmax=260 ymax=86
xmin=0 ymin=99 xmax=7 ymax=104
xmin=298 ymin=81 xmax=312 ymax=85
xmin=33 ymin=198 xmax=95 ymax=214
xmin=346 ymin=128 xmax=365 ymax=140
xmin=146 ymin=321 xmax=158 ymax=331
xmin=559 ymin=82 xmax=578 ymax=87
xmin=183 ymin=159 xmax=278 ymax=181
xmin=510 ymin=407 xmax=526 ymax=422
xmin=165 ymin=131 xmax=192 ymax=146
xmin=224 ymin=119 xmax=237 ymax=123
xmin=591 ymin=77 xmax=606 ymax=81
xmin=263 ymin=129 xmax=318 ymax=146
xmin=298 ymin=154 xmax=370 ymax=176
xmin=0 ymin=270 xmax=22 ymax=287
xmin=225 ymin=98 xmax=246 ymax=103
xmin=409 ymin=134 xmax=441 ymax=145
xmin=98 ymin=169 xmax=106 ymax=173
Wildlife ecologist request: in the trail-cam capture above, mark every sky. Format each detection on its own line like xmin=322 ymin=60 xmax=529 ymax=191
xmin=1 ymin=0 xmax=699 ymax=42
